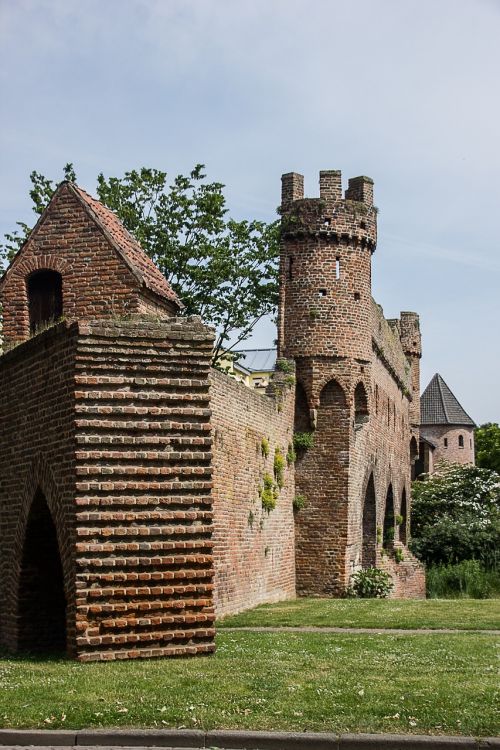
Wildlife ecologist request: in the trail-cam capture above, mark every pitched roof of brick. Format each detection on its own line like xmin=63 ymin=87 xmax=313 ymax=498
xmin=421 ymin=373 xmax=475 ymax=427
xmin=70 ymin=184 xmax=181 ymax=308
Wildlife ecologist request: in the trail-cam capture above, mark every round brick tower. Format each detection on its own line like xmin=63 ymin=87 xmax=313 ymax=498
xmin=277 ymin=170 xmax=377 ymax=365
xmin=277 ymin=170 xmax=378 ymax=596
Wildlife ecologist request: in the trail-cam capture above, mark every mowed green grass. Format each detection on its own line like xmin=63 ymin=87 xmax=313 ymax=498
xmin=0 ymin=631 xmax=498 ymax=736
xmin=218 ymin=598 xmax=500 ymax=631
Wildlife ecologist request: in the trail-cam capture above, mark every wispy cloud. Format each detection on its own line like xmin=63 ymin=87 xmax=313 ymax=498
xmin=384 ymin=234 xmax=500 ymax=273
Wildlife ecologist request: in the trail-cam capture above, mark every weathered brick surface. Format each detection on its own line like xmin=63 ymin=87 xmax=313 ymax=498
xmin=0 ymin=317 xmax=216 ymax=660
xmin=278 ymin=170 xmax=425 ymax=598
xmin=0 ymin=323 xmax=78 ymax=654
xmin=210 ymin=368 xmax=296 ymax=616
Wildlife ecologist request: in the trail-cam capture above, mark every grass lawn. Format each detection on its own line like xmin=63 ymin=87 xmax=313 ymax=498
xmin=0 ymin=631 xmax=498 ymax=736
xmin=217 ymin=598 xmax=500 ymax=631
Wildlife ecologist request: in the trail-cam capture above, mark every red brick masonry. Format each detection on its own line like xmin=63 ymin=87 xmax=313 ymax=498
xmin=0 ymin=318 xmax=216 ymax=661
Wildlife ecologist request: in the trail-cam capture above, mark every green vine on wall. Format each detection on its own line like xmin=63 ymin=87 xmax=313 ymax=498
xmin=260 ymin=472 xmax=278 ymax=512
xmin=261 ymin=437 xmax=270 ymax=458
xmin=274 ymin=447 xmax=285 ymax=489
xmin=293 ymin=431 xmax=315 ymax=450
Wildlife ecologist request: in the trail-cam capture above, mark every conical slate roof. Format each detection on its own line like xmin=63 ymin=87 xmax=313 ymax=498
xmin=421 ymin=374 xmax=475 ymax=427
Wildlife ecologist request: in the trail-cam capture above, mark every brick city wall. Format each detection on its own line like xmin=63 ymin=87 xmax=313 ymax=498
xmin=348 ymin=333 xmax=425 ymax=598
xmin=210 ymin=367 xmax=296 ymax=617
xmin=0 ymin=316 xmax=217 ymax=661
xmin=0 ymin=184 xmax=174 ymax=349
xmin=420 ymin=424 xmax=475 ymax=466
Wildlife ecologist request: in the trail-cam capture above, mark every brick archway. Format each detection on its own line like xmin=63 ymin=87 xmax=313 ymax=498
xmin=294 ymin=380 xmax=311 ymax=433
xmin=383 ymin=483 xmax=395 ymax=547
xmin=354 ymin=381 xmax=369 ymax=427
xmin=8 ymin=456 xmax=74 ymax=655
xmin=18 ymin=489 xmax=67 ymax=652
xmin=362 ymin=473 xmax=377 ymax=567
xmin=400 ymin=486 xmax=408 ymax=545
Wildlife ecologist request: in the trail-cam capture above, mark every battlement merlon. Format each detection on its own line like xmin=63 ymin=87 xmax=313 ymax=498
xmin=399 ymin=311 xmax=422 ymax=358
xmin=280 ymin=170 xmax=377 ymax=250
xmin=281 ymin=172 xmax=305 ymax=210
xmin=345 ymin=175 xmax=374 ymax=207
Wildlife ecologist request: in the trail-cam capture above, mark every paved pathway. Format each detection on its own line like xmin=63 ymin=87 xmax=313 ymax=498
xmin=222 ymin=625 xmax=500 ymax=635
xmin=0 ymin=729 xmax=498 ymax=749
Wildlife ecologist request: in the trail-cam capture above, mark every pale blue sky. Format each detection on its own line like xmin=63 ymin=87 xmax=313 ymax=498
xmin=1 ymin=0 xmax=498 ymax=423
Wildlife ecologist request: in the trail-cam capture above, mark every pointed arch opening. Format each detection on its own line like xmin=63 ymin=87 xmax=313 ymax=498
xmin=354 ymin=382 xmax=369 ymax=427
xmin=317 ymin=378 xmax=349 ymax=453
xmin=400 ymin=487 xmax=408 ymax=545
xmin=410 ymin=436 xmax=418 ymax=480
xmin=18 ymin=490 xmax=66 ymax=653
xmin=27 ymin=269 xmax=63 ymax=334
xmin=362 ymin=474 xmax=377 ymax=568
xmin=319 ymin=379 xmax=347 ymax=409
xmin=383 ymin=484 xmax=395 ymax=548
xmin=294 ymin=381 xmax=311 ymax=433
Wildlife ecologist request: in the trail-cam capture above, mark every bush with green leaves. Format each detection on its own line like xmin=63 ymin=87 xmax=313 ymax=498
xmin=260 ymin=473 xmax=277 ymax=512
xmin=292 ymin=494 xmax=307 ymax=512
xmin=293 ymin=431 xmax=314 ymax=451
xmin=410 ymin=462 xmax=499 ymax=568
xmin=261 ymin=437 xmax=270 ymax=458
xmin=475 ymin=422 xmax=500 ymax=473
xmin=273 ymin=447 xmax=285 ymax=489
xmin=347 ymin=567 xmax=393 ymax=599
xmin=426 ymin=560 xmax=500 ymax=599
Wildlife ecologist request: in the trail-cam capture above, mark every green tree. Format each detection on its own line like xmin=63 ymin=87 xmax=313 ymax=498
xmin=410 ymin=462 xmax=500 ymax=568
xmin=475 ymin=422 xmax=500 ymax=473
xmin=1 ymin=164 xmax=279 ymax=367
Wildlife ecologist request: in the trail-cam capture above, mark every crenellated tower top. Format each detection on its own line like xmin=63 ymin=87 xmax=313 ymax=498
xmin=280 ymin=170 xmax=377 ymax=252
xmin=278 ymin=169 xmax=377 ymax=362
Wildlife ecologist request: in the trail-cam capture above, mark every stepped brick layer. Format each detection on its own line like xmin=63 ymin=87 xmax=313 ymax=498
xmin=0 ymin=316 xmax=216 ymax=661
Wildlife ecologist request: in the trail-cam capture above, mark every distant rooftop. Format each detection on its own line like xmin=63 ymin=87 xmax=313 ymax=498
xmin=233 ymin=348 xmax=277 ymax=373
xmin=421 ymin=373 xmax=475 ymax=427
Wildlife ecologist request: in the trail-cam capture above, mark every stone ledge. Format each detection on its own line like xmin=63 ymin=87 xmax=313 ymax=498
xmin=0 ymin=729 xmax=497 ymax=749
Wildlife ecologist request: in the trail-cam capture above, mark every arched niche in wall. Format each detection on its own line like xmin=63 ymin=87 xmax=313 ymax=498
xmin=17 ymin=489 xmax=67 ymax=653
xmin=316 ymin=378 xmax=349 ymax=467
xmin=354 ymin=382 xmax=369 ymax=427
xmin=319 ymin=379 xmax=347 ymax=410
xmin=26 ymin=269 xmax=63 ymax=334
xmin=294 ymin=381 xmax=311 ymax=433
xmin=400 ymin=487 xmax=408 ymax=545
xmin=410 ymin=436 xmax=418 ymax=480
xmin=383 ymin=483 xmax=395 ymax=548
xmin=362 ymin=474 xmax=377 ymax=567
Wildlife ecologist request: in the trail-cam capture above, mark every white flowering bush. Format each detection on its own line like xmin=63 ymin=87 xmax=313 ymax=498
xmin=410 ymin=462 xmax=499 ymax=568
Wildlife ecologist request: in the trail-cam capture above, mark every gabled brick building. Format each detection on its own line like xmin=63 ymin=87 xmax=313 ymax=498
xmin=0 ymin=170 xmax=424 ymax=661
xmin=0 ymin=183 xmax=217 ymax=660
